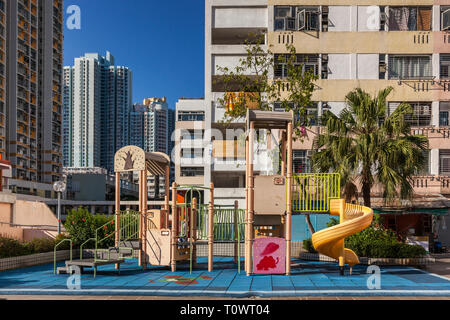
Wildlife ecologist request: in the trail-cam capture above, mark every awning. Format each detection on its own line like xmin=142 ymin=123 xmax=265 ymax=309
xmin=374 ymin=207 xmax=449 ymax=216
xmin=0 ymin=160 xmax=11 ymax=171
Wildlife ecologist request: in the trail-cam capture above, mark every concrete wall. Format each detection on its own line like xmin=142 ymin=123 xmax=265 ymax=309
xmin=0 ymin=195 xmax=59 ymax=242
xmin=213 ymin=7 xmax=268 ymax=28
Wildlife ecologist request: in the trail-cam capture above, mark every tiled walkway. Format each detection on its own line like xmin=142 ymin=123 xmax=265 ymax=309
xmin=0 ymin=257 xmax=450 ymax=298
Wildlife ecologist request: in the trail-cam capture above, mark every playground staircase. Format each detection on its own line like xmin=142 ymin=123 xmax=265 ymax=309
xmin=54 ymin=211 xmax=141 ymax=276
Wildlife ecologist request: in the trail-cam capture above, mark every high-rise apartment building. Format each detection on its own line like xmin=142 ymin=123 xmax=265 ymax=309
xmin=1 ymin=0 xmax=64 ymax=197
xmin=63 ymin=51 xmax=132 ymax=172
xmin=130 ymin=97 xmax=175 ymax=199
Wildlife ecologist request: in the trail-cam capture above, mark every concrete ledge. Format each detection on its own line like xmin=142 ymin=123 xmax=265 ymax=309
xmin=300 ymin=252 xmax=436 ymax=266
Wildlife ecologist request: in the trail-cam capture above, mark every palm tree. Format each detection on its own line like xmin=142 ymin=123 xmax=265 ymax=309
xmin=312 ymin=87 xmax=429 ymax=208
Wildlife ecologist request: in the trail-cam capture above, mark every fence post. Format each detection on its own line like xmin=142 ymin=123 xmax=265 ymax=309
xmin=234 ymin=200 xmax=238 ymax=264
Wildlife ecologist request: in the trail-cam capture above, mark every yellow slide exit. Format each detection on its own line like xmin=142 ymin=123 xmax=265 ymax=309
xmin=311 ymin=199 xmax=374 ymax=274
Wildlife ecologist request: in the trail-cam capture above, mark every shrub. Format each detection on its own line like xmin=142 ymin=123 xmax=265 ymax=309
xmin=0 ymin=238 xmax=32 ymax=258
xmin=0 ymin=236 xmax=75 ymax=259
xmin=27 ymin=238 xmax=55 ymax=253
xmin=303 ymin=238 xmax=317 ymax=253
xmin=321 ymin=214 xmax=427 ymax=259
xmin=64 ymin=207 xmax=96 ymax=247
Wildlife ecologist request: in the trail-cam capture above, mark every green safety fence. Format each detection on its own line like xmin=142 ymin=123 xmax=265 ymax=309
xmin=292 ymin=173 xmax=340 ymax=213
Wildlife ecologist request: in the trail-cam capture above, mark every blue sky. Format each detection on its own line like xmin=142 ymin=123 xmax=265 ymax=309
xmin=63 ymin=0 xmax=205 ymax=109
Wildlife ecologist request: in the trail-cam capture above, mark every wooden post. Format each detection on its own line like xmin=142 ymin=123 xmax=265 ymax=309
xmin=234 ymin=200 xmax=238 ymax=264
xmin=208 ymin=183 xmax=214 ymax=272
xmin=338 ymin=199 xmax=346 ymax=275
xmin=286 ymin=121 xmax=293 ymax=275
xmin=171 ymin=182 xmax=177 ymax=272
xmin=115 ymin=172 xmax=121 ymax=270
xmin=245 ymin=138 xmax=249 ymax=274
xmin=138 ymin=170 xmax=143 ymax=267
xmin=143 ymin=169 xmax=148 ymax=270
xmin=165 ymin=165 xmax=170 ymax=228
xmin=247 ymin=121 xmax=255 ymax=276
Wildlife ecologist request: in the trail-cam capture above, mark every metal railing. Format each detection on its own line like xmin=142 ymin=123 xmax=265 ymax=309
xmin=292 ymin=173 xmax=340 ymax=213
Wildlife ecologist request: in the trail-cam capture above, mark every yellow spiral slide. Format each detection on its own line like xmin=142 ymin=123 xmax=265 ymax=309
xmin=311 ymin=199 xmax=374 ymax=275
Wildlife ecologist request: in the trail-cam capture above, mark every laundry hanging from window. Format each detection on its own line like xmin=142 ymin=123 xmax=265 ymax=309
xmin=389 ymin=6 xmax=431 ymax=31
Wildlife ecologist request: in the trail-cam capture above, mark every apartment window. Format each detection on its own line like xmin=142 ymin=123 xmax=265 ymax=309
xmin=178 ymin=111 xmax=205 ymax=122
xmin=440 ymin=150 xmax=450 ymax=175
xmin=180 ymin=129 xmax=204 ymax=140
xmin=180 ymin=167 xmax=204 ymax=177
xmin=274 ymin=6 xmax=319 ymax=31
xmin=273 ymin=102 xmax=318 ymax=126
xmin=181 ymin=148 xmax=204 ymax=159
xmin=440 ymin=102 xmax=450 ymax=127
xmin=274 ymin=54 xmax=319 ymax=78
xmin=388 ymin=55 xmax=432 ymax=80
xmin=416 ymin=150 xmax=430 ymax=175
xmin=388 ymin=102 xmax=432 ymax=126
xmin=388 ymin=6 xmax=432 ymax=31
xmin=293 ymin=150 xmax=312 ymax=173
xmin=442 ymin=6 xmax=450 ymax=31
xmin=440 ymin=54 xmax=450 ymax=79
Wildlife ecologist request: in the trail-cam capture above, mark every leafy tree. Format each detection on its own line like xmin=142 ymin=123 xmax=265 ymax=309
xmin=312 ymin=87 xmax=429 ymax=208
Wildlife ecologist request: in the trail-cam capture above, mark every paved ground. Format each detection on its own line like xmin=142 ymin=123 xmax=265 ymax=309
xmin=423 ymin=254 xmax=450 ymax=279
xmin=0 ymin=257 xmax=449 ymax=298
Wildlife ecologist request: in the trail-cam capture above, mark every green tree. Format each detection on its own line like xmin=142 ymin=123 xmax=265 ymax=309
xmin=312 ymin=87 xmax=429 ymax=207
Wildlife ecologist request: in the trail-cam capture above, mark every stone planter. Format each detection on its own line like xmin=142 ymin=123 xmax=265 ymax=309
xmin=299 ymin=252 xmax=435 ymax=266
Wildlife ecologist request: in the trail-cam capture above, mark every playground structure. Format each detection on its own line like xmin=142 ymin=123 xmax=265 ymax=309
xmin=55 ymin=110 xmax=373 ymax=278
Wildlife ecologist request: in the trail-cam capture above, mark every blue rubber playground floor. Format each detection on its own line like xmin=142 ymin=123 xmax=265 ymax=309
xmin=1 ymin=257 xmax=450 ymax=298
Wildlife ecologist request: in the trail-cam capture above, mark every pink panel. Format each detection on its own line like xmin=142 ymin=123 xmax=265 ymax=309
xmin=253 ymin=237 xmax=285 ymax=274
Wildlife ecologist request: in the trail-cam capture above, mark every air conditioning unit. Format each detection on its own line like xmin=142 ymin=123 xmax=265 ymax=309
xmin=306 ymin=150 xmax=314 ymax=157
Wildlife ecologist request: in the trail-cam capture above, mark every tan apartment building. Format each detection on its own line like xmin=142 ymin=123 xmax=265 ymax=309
xmin=2 ymin=0 xmax=64 ymax=198
xmin=173 ymin=1 xmax=450 ymax=246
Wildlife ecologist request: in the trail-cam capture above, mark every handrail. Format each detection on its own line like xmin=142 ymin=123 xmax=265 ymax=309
xmin=53 ymin=239 xmax=72 ymax=274
xmin=80 ymin=238 xmax=95 ymax=260
xmin=94 ymin=212 xmax=139 ymax=262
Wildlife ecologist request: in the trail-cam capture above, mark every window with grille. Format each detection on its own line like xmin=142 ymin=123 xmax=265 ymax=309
xmin=181 ymin=148 xmax=204 ymax=159
xmin=177 ymin=111 xmax=205 ymax=122
xmin=180 ymin=167 xmax=204 ymax=177
xmin=293 ymin=150 xmax=312 ymax=173
xmin=442 ymin=6 xmax=450 ymax=31
xmin=388 ymin=102 xmax=432 ymax=126
xmin=440 ymin=54 xmax=450 ymax=79
xmin=416 ymin=150 xmax=430 ymax=175
xmin=440 ymin=150 xmax=450 ymax=175
xmin=388 ymin=6 xmax=432 ymax=31
xmin=440 ymin=102 xmax=450 ymax=127
xmin=274 ymin=6 xmax=319 ymax=31
xmin=388 ymin=55 xmax=432 ymax=80
xmin=274 ymin=54 xmax=319 ymax=78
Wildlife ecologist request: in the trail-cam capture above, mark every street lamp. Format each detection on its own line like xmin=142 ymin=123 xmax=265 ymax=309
xmin=53 ymin=180 xmax=66 ymax=234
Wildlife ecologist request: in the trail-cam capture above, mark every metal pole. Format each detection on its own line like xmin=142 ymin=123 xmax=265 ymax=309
xmin=57 ymin=192 xmax=61 ymax=234
xmin=234 ymin=200 xmax=238 ymax=264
